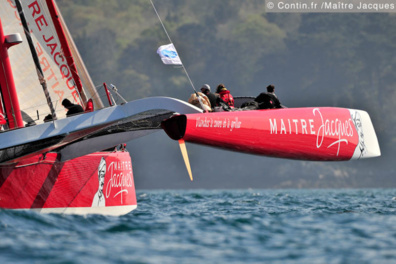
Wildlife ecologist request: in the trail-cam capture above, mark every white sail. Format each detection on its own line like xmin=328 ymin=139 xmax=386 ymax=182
xmin=54 ymin=1 xmax=104 ymax=109
xmin=0 ymin=0 xmax=87 ymax=123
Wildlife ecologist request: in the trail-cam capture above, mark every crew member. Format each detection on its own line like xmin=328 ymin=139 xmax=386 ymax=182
xmin=188 ymin=92 xmax=211 ymax=112
xmin=255 ymin=84 xmax=282 ymax=109
xmin=200 ymin=84 xmax=217 ymax=110
xmin=266 ymin=84 xmax=281 ymax=108
xmin=216 ymin=83 xmax=234 ymax=108
xmin=62 ymin=98 xmax=84 ymax=117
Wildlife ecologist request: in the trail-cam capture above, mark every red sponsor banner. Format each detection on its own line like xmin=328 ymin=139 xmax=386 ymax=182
xmin=184 ymin=107 xmax=359 ymax=161
xmin=0 ymin=151 xmax=136 ymax=210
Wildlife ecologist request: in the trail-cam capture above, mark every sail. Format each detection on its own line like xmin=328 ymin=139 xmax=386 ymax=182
xmin=54 ymin=1 xmax=104 ymax=109
xmin=0 ymin=0 xmax=94 ymax=124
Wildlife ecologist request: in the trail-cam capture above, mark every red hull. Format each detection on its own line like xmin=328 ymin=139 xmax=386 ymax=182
xmin=0 ymin=151 xmax=137 ymax=215
xmin=162 ymin=107 xmax=380 ymax=161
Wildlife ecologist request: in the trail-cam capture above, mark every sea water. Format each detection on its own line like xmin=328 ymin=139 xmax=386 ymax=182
xmin=1 ymin=189 xmax=396 ymax=263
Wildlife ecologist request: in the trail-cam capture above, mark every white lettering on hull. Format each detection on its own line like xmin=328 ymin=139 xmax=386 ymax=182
xmin=196 ymin=117 xmax=242 ymax=132
xmin=106 ymin=161 xmax=134 ymax=204
xmin=269 ymin=108 xmax=355 ymax=156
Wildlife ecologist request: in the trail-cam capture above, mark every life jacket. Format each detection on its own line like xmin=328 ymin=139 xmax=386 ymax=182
xmin=85 ymin=98 xmax=94 ymax=112
xmin=218 ymin=90 xmax=234 ymax=107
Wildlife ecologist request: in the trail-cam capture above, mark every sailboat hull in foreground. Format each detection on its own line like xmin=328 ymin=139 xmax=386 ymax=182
xmin=162 ymin=107 xmax=381 ymax=161
xmin=0 ymin=151 xmax=136 ymax=215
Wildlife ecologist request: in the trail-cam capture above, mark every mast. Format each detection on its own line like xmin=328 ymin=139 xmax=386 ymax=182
xmin=0 ymin=18 xmax=24 ymax=129
xmin=46 ymin=0 xmax=87 ymax=107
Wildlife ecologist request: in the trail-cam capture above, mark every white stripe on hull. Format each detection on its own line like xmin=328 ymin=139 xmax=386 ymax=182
xmin=24 ymin=205 xmax=138 ymax=216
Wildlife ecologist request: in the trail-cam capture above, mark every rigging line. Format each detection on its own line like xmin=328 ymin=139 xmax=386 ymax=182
xmin=92 ymin=84 xmax=106 ymax=94
xmin=149 ymin=1 xmax=195 ymax=92
xmin=150 ymin=0 xmax=206 ymax=111
xmin=74 ymin=84 xmax=108 ymax=108
xmin=15 ymin=0 xmax=58 ymax=121
xmin=150 ymin=0 xmax=172 ymax=46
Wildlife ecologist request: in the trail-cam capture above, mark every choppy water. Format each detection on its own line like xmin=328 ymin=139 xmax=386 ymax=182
xmin=1 ymin=189 xmax=396 ymax=263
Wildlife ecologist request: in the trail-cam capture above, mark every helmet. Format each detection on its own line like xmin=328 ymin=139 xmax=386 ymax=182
xmin=201 ymin=84 xmax=210 ymax=92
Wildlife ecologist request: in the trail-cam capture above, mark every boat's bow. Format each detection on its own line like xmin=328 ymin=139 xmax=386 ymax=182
xmin=161 ymin=107 xmax=380 ymax=161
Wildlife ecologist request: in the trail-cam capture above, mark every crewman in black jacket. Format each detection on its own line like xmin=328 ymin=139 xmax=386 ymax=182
xmin=200 ymin=84 xmax=217 ymax=110
xmin=62 ymin=98 xmax=84 ymax=117
xmin=254 ymin=84 xmax=282 ymax=109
